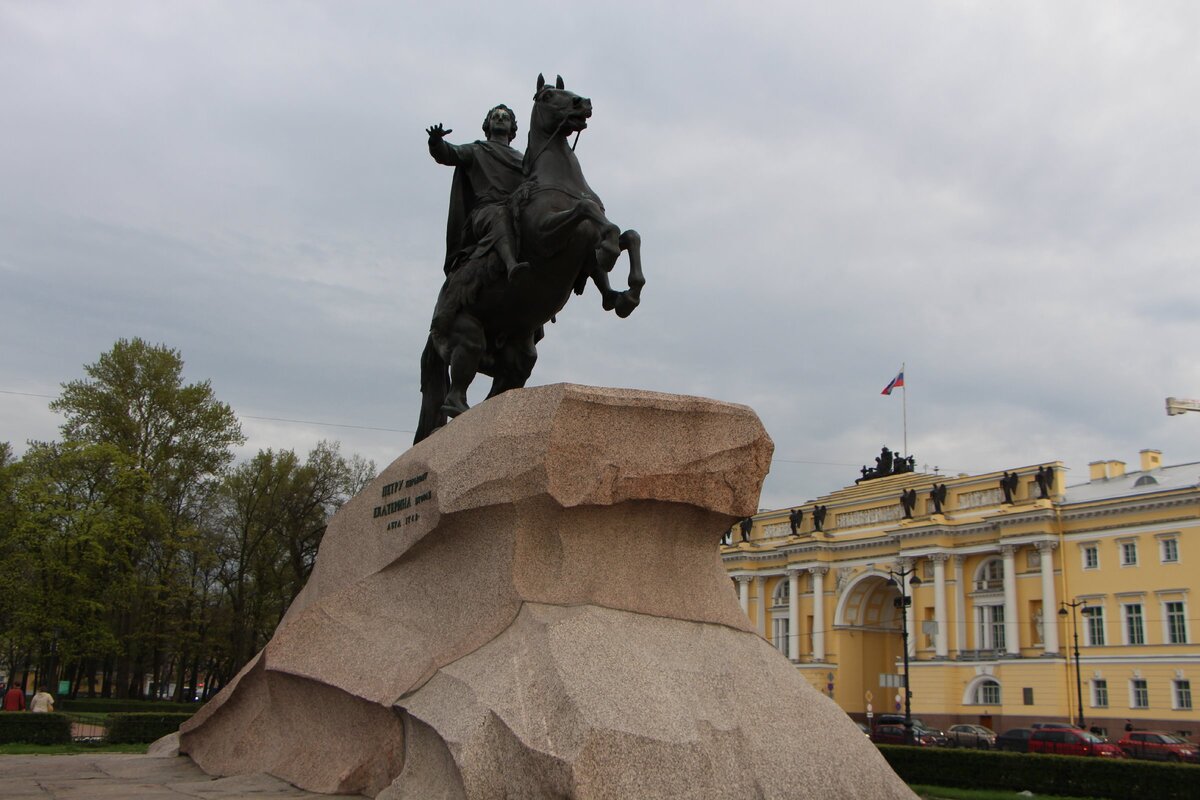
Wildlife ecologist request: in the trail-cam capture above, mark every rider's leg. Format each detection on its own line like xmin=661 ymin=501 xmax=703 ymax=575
xmin=494 ymin=214 xmax=529 ymax=280
xmin=443 ymin=315 xmax=485 ymax=417
xmin=496 ymin=235 xmax=530 ymax=281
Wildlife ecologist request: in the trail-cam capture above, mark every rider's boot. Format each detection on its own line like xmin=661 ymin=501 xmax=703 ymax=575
xmin=507 ymin=260 xmax=532 ymax=281
xmin=498 ymin=240 xmax=530 ymax=281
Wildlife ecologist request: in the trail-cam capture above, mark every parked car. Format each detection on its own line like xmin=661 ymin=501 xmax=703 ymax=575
xmin=855 ymin=721 xmax=871 ymax=737
xmin=871 ymin=716 xmax=950 ymax=747
xmin=995 ymin=728 xmax=1034 ymax=753
xmin=1118 ymin=731 xmax=1200 ymax=763
xmin=1028 ymin=728 xmax=1124 ymax=758
xmin=947 ymin=724 xmax=997 ymax=749
xmin=871 ymin=723 xmax=944 ymax=747
xmin=1031 ymin=721 xmax=1084 ymax=730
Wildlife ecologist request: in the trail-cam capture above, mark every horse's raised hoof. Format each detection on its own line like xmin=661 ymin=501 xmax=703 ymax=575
xmin=601 ymin=290 xmax=618 ymax=311
xmin=615 ymin=291 xmax=640 ymax=318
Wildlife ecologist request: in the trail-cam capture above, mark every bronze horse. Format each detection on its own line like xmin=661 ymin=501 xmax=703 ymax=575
xmin=415 ymin=75 xmax=644 ymax=442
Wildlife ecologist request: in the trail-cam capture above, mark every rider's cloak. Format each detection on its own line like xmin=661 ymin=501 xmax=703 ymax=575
xmin=432 ymin=139 xmax=525 ymax=274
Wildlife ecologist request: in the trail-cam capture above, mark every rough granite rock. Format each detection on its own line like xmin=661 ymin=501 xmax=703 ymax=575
xmin=179 ymin=384 xmax=916 ymax=799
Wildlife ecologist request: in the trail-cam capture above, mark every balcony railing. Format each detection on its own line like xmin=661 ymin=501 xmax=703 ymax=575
xmin=956 ymin=648 xmax=1007 ymax=661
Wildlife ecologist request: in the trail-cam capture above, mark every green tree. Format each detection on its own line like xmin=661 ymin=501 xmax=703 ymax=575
xmin=49 ymin=339 xmax=244 ymax=697
xmin=4 ymin=441 xmax=145 ymax=693
xmin=0 ymin=442 xmax=30 ymax=682
xmin=212 ymin=442 xmax=374 ymax=682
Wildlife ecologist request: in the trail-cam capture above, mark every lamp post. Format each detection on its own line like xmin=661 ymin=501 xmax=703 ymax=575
xmin=888 ymin=565 xmax=923 ymax=745
xmin=1059 ymin=599 xmax=1086 ymax=728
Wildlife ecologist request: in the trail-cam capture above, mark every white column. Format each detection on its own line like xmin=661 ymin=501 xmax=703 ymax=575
xmin=810 ymin=567 xmax=827 ymax=662
xmin=1001 ymin=545 xmax=1020 ymax=655
xmin=953 ymin=555 xmax=966 ymax=656
xmin=738 ymin=577 xmax=749 ymax=615
xmin=933 ymin=553 xmax=949 ymax=658
xmin=755 ymin=576 xmax=767 ymax=638
xmin=788 ymin=569 xmax=801 ymax=661
xmin=1038 ymin=541 xmax=1059 ymax=654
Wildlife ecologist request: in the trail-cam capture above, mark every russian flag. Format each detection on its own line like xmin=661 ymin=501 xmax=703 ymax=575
xmin=881 ymin=370 xmax=905 ymax=396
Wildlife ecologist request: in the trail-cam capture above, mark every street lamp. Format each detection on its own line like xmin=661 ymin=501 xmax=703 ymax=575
xmin=888 ymin=565 xmax=923 ymax=744
xmin=1166 ymin=397 xmax=1200 ymax=416
xmin=1059 ymin=599 xmax=1087 ymax=728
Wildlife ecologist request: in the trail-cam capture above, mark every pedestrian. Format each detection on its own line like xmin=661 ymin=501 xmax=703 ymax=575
xmin=29 ymin=686 xmax=54 ymax=713
xmin=2 ymin=682 xmax=26 ymax=711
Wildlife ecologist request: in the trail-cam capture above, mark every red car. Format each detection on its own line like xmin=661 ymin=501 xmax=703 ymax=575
xmin=1118 ymin=731 xmax=1199 ymax=763
xmin=1029 ymin=728 xmax=1124 ymax=758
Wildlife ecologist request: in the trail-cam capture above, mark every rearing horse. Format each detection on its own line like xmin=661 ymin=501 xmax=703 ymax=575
xmin=414 ymin=74 xmax=644 ymax=443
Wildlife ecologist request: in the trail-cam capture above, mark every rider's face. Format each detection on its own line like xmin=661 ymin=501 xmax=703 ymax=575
xmin=488 ymin=109 xmax=512 ymax=137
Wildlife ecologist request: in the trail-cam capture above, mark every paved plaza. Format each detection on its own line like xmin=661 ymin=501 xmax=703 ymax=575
xmin=0 ymin=753 xmax=357 ymax=799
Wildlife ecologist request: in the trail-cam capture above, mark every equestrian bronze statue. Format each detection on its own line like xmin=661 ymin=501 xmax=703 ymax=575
xmin=415 ymin=74 xmax=644 ymax=443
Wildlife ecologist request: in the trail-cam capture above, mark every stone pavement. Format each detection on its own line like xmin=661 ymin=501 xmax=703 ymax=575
xmin=0 ymin=753 xmax=360 ymax=799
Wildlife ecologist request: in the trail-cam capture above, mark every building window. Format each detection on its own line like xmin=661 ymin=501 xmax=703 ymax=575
xmin=1120 ymin=541 xmax=1138 ymax=567
xmin=773 ymin=616 xmax=790 ymax=656
xmin=1162 ymin=538 xmax=1179 ymax=563
xmin=1123 ymin=604 xmax=1145 ymax=645
xmin=976 ymin=559 xmax=1004 ymax=591
xmin=1166 ymin=601 xmax=1188 ymax=644
xmin=973 ymin=679 xmax=1001 ymax=705
xmin=1082 ymin=544 xmax=1099 ymax=570
xmin=1131 ymin=679 xmax=1150 ymax=709
xmin=772 ymin=579 xmax=790 ymax=608
xmin=976 ymin=605 xmax=1006 ymax=651
xmin=1083 ymin=606 xmax=1105 ymax=646
xmin=1023 ymin=687 xmax=1035 ymax=705
xmin=1175 ymin=680 xmax=1193 ymax=711
xmin=1092 ymin=679 xmax=1109 ymax=708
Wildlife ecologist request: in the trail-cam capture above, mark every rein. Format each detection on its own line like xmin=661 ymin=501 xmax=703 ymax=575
xmin=525 ymin=110 xmax=581 ymax=171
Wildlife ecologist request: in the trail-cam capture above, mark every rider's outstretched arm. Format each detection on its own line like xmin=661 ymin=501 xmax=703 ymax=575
xmin=427 ymin=123 xmax=472 ymax=167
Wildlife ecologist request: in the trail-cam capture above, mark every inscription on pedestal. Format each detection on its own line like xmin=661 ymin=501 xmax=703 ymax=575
xmin=374 ymin=471 xmax=433 ymax=531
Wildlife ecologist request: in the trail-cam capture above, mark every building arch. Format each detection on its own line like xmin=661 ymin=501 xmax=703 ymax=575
xmin=962 ymin=674 xmax=1002 ymax=705
xmin=772 ymin=577 xmax=790 ymax=608
xmin=973 ymin=556 xmax=1004 ymax=591
xmin=834 ymin=570 xmax=901 ymax=629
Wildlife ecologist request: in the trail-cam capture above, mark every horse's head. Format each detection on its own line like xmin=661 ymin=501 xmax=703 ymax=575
xmin=531 ymin=73 xmax=592 ymax=138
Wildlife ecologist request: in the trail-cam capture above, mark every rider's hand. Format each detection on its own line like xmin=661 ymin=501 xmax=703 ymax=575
xmin=426 ymin=124 xmax=452 ymax=142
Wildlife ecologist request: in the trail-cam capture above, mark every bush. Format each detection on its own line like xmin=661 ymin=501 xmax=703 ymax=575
xmin=59 ymin=698 xmax=202 ymax=714
xmin=105 ymin=712 xmax=193 ymax=744
xmin=0 ymin=712 xmax=72 ymax=744
xmin=879 ymin=745 xmax=1195 ymax=800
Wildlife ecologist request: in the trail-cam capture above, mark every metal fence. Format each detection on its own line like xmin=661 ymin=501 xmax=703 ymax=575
xmin=64 ymin=714 xmax=106 ymax=742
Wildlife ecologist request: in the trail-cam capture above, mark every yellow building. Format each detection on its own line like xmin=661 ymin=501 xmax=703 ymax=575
xmin=723 ymin=448 xmax=1199 ymax=738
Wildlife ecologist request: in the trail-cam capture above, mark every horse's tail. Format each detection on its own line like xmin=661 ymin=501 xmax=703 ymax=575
xmin=414 ymin=335 xmax=449 ymax=444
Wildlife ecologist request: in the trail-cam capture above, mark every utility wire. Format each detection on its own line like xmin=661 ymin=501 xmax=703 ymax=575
xmin=1 ymin=389 xmax=411 ymax=435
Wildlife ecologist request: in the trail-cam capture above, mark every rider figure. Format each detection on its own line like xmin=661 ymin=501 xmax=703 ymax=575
xmin=427 ymin=104 xmax=529 ymax=280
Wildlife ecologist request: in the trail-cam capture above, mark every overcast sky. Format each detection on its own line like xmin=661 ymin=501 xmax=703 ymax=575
xmin=3 ymin=2 xmax=1200 ymax=509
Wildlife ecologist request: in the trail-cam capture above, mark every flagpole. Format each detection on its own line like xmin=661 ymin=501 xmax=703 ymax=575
xmin=901 ymin=362 xmax=907 ymax=458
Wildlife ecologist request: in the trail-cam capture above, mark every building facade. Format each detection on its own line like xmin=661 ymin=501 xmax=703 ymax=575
xmin=723 ymin=449 xmax=1199 ymax=737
